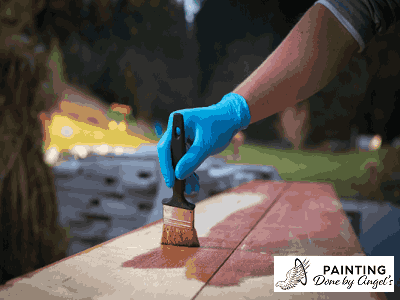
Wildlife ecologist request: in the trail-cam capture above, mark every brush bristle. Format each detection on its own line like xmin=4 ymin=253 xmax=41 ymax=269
xmin=161 ymin=224 xmax=200 ymax=247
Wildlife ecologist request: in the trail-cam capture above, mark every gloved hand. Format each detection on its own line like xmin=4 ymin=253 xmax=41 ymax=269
xmin=157 ymin=93 xmax=251 ymax=193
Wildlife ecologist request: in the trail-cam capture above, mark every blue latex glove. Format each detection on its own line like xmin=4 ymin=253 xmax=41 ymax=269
xmin=157 ymin=93 xmax=251 ymax=193
xmin=154 ymin=121 xmax=164 ymax=138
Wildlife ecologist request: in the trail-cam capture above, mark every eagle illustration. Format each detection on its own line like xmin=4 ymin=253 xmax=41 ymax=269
xmin=275 ymin=258 xmax=310 ymax=290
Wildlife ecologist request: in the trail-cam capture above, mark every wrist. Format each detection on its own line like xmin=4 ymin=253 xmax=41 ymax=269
xmin=217 ymin=93 xmax=251 ymax=131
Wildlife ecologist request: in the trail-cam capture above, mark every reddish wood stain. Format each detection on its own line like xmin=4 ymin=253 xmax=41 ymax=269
xmin=121 ymin=181 xmax=364 ymax=286
xmin=121 ymin=182 xmax=289 ymax=285
xmin=229 ymin=180 xmax=287 ymax=195
xmin=194 ymin=181 xmax=288 ymax=249
xmin=122 ymin=245 xmax=231 ymax=283
xmin=262 ymin=182 xmax=345 ymax=235
xmin=197 ymin=204 xmax=279 ymax=249
xmin=239 ymin=181 xmax=363 ymax=256
xmin=121 ymin=202 xmax=277 ymax=285
xmin=240 ymin=226 xmax=311 ymax=255
xmin=122 ymin=244 xmax=272 ymax=286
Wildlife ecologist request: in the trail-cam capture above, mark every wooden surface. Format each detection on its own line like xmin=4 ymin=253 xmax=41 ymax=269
xmin=0 ymin=180 xmax=386 ymax=300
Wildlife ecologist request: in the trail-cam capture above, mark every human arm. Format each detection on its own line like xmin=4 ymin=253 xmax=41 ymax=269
xmin=158 ymin=3 xmax=358 ymax=189
xmin=158 ymin=0 xmax=400 ymax=190
xmin=235 ymin=0 xmax=400 ymax=124
xmin=234 ymin=3 xmax=358 ymax=124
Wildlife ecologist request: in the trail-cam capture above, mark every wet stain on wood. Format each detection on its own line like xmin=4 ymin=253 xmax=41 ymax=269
xmin=122 ymin=245 xmax=231 ymax=283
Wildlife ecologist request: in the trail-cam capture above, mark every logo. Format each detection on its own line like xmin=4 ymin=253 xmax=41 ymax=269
xmin=274 ymin=256 xmax=394 ymax=292
xmin=275 ymin=258 xmax=310 ymax=290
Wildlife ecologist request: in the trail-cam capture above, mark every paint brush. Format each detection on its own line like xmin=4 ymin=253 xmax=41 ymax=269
xmin=161 ymin=113 xmax=200 ymax=247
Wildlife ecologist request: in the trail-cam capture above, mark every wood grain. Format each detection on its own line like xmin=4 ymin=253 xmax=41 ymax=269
xmin=237 ymin=182 xmax=363 ymax=256
xmin=0 ymin=222 xmax=227 ymax=300
xmin=195 ymin=251 xmax=379 ymax=299
xmin=195 ymin=181 xmax=288 ymax=249
xmin=195 ymin=182 xmax=382 ymax=300
xmin=0 ymin=181 xmax=286 ymax=299
xmin=0 ymin=181 xmax=384 ymax=300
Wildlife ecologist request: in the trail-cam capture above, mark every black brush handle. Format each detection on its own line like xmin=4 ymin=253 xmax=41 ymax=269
xmin=162 ymin=113 xmax=195 ymax=210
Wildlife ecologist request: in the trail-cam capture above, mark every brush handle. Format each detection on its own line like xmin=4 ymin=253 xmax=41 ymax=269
xmin=162 ymin=113 xmax=195 ymax=210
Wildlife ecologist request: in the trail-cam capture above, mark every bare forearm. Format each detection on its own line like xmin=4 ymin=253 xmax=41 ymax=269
xmin=233 ymin=3 xmax=358 ymax=124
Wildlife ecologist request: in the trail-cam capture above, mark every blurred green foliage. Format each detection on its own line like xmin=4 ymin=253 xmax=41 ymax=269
xmin=220 ymin=143 xmax=383 ymax=198
xmin=125 ymin=114 xmax=137 ymax=126
xmin=107 ymin=109 xmax=125 ymax=122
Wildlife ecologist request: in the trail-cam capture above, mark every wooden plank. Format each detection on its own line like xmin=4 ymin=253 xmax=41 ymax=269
xmin=2 ymin=181 xmax=382 ymax=300
xmin=195 ymin=182 xmax=384 ymax=300
xmin=236 ymin=182 xmax=363 ymax=256
xmin=196 ymin=251 xmax=384 ymax=300
xmin=0 ymin=222 xmax=227 ymax=300
xmin=0 ymin=181 xmax=287 ymax=299
xmin=195 ymin=181 xmax=288 ymax=248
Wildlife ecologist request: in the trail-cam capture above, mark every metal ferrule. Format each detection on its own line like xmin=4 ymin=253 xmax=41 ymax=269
xmin=163 ymin=205 xmax=194 ymax=228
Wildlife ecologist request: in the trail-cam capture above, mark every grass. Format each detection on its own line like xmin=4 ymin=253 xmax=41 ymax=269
xmin=219 ymin=142 xmax=383 ymax=198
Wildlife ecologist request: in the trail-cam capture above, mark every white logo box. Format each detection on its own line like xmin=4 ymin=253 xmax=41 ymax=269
xmin=274 ymin=256 xmax=394 ymax=293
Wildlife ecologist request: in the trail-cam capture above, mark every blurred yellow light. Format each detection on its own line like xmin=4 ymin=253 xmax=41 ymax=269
xmin=368 ymin=135 xmax=382 ymax=151
xmin=47 ymin=115 xmax=153 ymax=152
xmin=93 ymin=131 xmax=105 ymax=140
xmin=50 ymin=115 xmax=81 ymax=140
xmin=108 ymin=121 xmax=118 ymax=130
xmin=118 ymin=122 xmax=127 ymax=131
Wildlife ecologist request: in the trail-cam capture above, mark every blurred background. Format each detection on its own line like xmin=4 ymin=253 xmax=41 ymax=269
xmin=1 ymin=0 xmax=400 ymax=294
xmin=37 ymin=0 xmax=400 ymax=203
